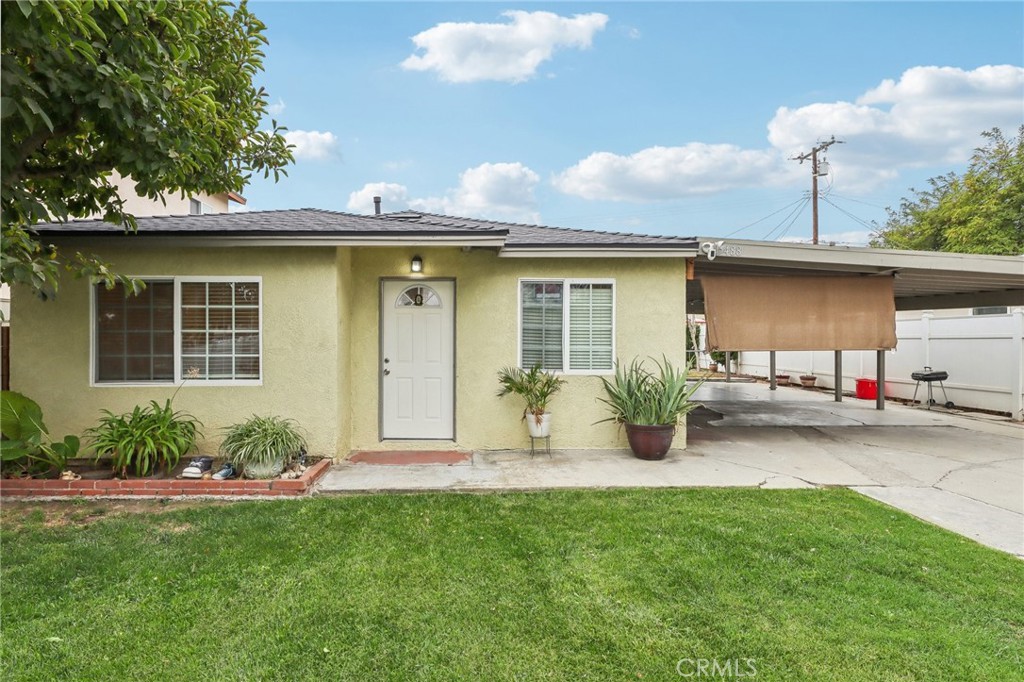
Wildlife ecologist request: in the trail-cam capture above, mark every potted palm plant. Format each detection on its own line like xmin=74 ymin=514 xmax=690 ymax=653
xmin=219 ymin=415 xmax=307 ymax=479
xmin=497 ymin=365 xmax=566 ymax=438
xmin=598 ymin=357 xmax=703 ymax=460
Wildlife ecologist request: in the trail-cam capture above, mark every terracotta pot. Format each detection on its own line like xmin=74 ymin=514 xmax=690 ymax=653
xmin=624 ymin=423 xmax=676 ymax=460
xmin=799 ymin=375 xmax=817 ymax=388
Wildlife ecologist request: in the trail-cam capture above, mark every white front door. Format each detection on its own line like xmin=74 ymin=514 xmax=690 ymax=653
xmin=381 ymin=280 xmax=454 ymax=439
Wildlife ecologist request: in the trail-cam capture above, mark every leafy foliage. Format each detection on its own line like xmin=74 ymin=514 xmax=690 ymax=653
xmin=598 ymin=357 xmax=703 ymax=426
xmin=219 ymin=415 xmax=306 ymax=474
xmin=497 ymin=365 xmax=567 ymax=424
xmin=87 ymin=400 xmax=201 ymax=477
xmin=0 ymin=390 xmax=79 ymax=474
xmin=1 ymin=0 xmax=293 ymax=299
xmin=871 ymin=126 xmax=1024 ymax=255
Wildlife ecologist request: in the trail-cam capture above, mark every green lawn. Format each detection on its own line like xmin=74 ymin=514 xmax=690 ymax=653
xmin=2 ymin=490 xmax=1021 ymax=681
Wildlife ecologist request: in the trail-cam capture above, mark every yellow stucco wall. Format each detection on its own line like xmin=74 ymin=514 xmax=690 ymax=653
xmin=10 ymin=242 xmax=688 ymax=459
xmin=10 ymin=245 xmax=341 ymax=457
xmin=346 ymin=247 xmax=688 ymax=451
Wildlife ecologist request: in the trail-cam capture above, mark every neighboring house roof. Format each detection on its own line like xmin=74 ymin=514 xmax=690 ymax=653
xmin=33 ymin=208 xmax=699 ymax=256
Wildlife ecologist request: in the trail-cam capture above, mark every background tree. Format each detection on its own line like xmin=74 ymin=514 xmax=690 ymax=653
xmin=1 ymin=0 xmax=293 ymax=299
xmin=870 ymin=126 xmax=1023 ymax=256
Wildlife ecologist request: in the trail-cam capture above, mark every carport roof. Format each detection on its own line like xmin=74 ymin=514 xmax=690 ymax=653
xmin=690 ymin=238 xmax=1024 ymax=311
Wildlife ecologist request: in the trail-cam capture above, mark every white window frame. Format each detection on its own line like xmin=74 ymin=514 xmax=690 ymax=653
xmin=516 ymin=277 xmax=616 ymax=376
xmin=90 ymin=275 xmax=263 ymax=387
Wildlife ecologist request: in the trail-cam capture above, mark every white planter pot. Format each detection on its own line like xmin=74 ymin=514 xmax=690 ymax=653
xmin=526 ymin=412 xmax=552 ymax=438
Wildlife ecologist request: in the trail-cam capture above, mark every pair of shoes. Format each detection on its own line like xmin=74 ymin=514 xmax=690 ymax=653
xmin=182 ymin=456 xmax=214 ymax=479
xmin=212 ymin=463 xmax=237 ymax=480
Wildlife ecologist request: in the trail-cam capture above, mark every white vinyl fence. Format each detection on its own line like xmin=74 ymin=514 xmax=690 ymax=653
xmin=733 ymin=309 xmax=1024 ymax=421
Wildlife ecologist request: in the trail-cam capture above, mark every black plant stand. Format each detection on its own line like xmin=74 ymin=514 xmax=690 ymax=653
xmin=529 ymin=436 xmax=551 ymax=457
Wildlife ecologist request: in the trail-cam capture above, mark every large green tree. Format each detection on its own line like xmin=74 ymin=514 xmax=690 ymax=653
xmin=1 ymin=0 xmax=293 ymax=299
xmin=870 ymin=126 xmax=1024 ymax=256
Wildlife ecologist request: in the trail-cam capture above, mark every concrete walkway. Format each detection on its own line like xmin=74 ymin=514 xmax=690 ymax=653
xmin=318 ymin=382 xmax=1024 ymax=557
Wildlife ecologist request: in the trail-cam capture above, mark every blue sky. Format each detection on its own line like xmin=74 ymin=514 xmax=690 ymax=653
xmin=242 ymin=2 xmax=1023 ymax=244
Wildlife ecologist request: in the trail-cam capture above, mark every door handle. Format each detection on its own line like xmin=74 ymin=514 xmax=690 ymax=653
xmin=383 ymin=368 xmax=390 ymax=376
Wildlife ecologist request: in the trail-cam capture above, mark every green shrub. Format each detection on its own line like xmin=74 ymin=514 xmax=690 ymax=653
xmin=1 ymin=390 xmax=79 ymax=475
xmin=598 ymin=357 xmax=703 ymax=426
xmin=219 ymin=415 xmax=306 ymax=479
xmin=87 ymin=400 xmax=201 ymax=477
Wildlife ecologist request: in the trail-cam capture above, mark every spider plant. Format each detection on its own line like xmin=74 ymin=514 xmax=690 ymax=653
xmin=88 ymin=400 xmax=201 ymax=477
xmin=219 ymin=415 xmax=307 ymax=479
xmin=598 ymin=357 xmax=703 ymax=426
xmin=497 ymin=365 xmax=566 ymax=425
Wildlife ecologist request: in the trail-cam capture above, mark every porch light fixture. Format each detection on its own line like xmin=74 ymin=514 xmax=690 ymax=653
xmin=410 ymin=255 xmax=423 ymax=273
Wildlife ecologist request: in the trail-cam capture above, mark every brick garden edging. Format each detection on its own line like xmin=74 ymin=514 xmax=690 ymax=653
xmin=0 ymin=458 xmax=332 ymax=498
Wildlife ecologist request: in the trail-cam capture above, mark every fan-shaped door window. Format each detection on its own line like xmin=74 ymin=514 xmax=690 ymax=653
xmin=396 ymin=285 xmax=441 ymax=308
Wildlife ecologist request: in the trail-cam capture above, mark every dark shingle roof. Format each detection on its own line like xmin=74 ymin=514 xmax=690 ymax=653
xmin=376 ymin=212 xmax=697 ymax=249
xmin=34 ymin=208 xmax=504 ymax=237
xmin=34 ymin=208 xmax=697 ymax=249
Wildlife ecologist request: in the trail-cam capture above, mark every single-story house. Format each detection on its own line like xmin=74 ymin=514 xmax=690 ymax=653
xmin=12 ymin=210 xmax=697 ymax=457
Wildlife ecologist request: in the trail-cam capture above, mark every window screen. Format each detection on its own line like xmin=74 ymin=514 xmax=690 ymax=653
xmin=180 ymin=281 xmax=261 ymax=380
xmin=95 ymin=281 xmax=174 ymax=382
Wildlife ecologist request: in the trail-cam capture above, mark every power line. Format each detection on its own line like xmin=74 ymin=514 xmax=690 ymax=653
xmin=820 ymin=196 xmax=877 ymax=231
xmin=763 ymin=195 xmax=810 ymax=241
xmin=723 ymin=196 xmax=809 ymax=238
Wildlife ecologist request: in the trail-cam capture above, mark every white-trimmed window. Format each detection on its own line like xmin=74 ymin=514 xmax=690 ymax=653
xmin=93 ymin=277 xmax=262 ymax=385
xmin=519 ymin=279 xmax=615 ymax=373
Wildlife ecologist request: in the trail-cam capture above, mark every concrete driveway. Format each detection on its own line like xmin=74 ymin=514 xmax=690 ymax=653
xmin=319 ymin=382 xmax=1023 ymax=557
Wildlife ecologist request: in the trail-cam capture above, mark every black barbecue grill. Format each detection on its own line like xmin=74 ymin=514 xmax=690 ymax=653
xmin=910 ymin=367 xmax=954 ymax=409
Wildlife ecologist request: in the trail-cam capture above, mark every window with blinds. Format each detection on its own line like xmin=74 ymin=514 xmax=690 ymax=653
xmin=180 ymin=281 xmax=261 ymax=381
xmin=93 ymin=277 xmax=261 ymax=384
xmin=521 ymin=281 xmax=564 ymax=370
xmin=568 ymin=283 xmax=613 ymax=371
xmin=520 ymin=279 xmax=615 ymax=373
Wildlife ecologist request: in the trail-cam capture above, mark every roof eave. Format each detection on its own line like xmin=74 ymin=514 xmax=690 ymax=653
xmin=500 ymin=245 xmax=698 ymax=258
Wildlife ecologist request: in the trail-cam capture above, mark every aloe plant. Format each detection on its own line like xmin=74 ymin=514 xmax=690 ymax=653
xmin=598 ymin=357 xmax=703 ymax=426
xmin=87 ymin=400 xmax=201 ymax=477
xmin=497 ymin=365 xmax=566 ymax=425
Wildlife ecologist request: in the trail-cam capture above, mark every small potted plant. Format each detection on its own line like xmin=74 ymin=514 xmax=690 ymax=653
xmin=497 ymin=365 xmax=566 ymax=438
xmin=775 ymin=373 xmax=791 ymax=384
xmin=799 ymin=374 xmax=818 ymax=388
xmin=708 ymin=350 xmax=726 ymax=373
xmin=219 ymin=415 xmax=307 ymax=479
xmin=598 ymin=357 xmax=703 ymax=460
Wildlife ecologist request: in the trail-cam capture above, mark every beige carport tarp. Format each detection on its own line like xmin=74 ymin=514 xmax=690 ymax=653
xmin=703 ymin=275 xmax=897 ymax=351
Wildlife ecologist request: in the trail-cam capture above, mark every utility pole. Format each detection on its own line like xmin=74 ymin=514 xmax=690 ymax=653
xmin=791 ymin=136 xmax=843 ymax=244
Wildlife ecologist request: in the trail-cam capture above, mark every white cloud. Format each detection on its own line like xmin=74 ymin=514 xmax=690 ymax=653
xmin=556 ymin=64 xmax=1024 ymax=201
xmin=267 ymin=98 xmax=286 ymax=117
xmin=347 ymin=162 xmax=541 ymax=223
xmin=346 ymin=182 xmax=411 ymax=214
xmin=284 ymin=130 xmax=339 ymax=161
xmin=401 ymin=10 xmax=608 ymax=83
xmin=768 ymin=65 xmax=1024 ymax=190
xmin=554 ymin=144 xmax=787 ymax=201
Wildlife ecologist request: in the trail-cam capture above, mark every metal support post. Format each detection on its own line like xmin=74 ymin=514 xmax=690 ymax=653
xmin=834 ymin=350 xmax=842 ymax=402
xmin=769 ymin=351 xmax=777 ymax=390
xmin=876 ymin=349 xmax=886 ymax=410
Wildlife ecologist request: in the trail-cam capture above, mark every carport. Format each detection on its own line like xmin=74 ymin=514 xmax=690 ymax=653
xmin=685 ymin=239 xmax=1024 ymax=414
